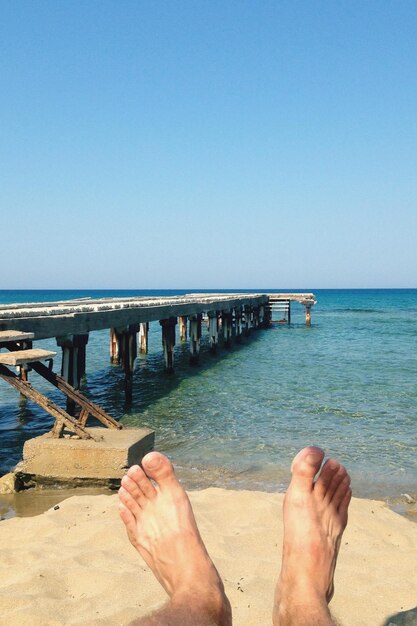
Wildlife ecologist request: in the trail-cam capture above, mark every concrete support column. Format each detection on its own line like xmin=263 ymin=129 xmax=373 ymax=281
xmin=75 ymin=334 xmax=89 ymax=383
xmin=160 ymin=318 xmax=177 ymax=373
xmin=305 ymin=304 xmax=312 ymax=327
xmin=288 ymin=302 xmax=291 ymax=325
xmin=179 ymin=316 xmax=188 ymax=341
xmin=264 ymin=302 xmax=272 ymax=327
xmin=110 ymin=328 xmax=120 ymax=364
xmin=208 ymin=311 xmax=219 ymax=354
xmin=138 ymin=322 xmax=149 ymax=354
xmin=259 ymin=305 xmax=265 ymax=327
xmin=234 ymin=307 xmax=243 ymax=343
xmin=221 ymin=311 xmax=232 ymax=348
xmin=189 ymin=314 xmax=202 ymax=365
xmin=57 ymin=334 xmax=89 ymax=414
xmin=109 ymin=326 xmax=138 ymax=403
xmin=120 ymin=324 xmax=138 ymax=376
xmin=244 ymin=305 xmax=252 ymax=336
xmin=252 ymin=307 xmax=259 ymax=330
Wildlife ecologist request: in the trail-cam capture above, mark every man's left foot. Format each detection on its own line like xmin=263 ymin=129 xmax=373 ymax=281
xmin=273 ymin=447 xmax=351 ymax=625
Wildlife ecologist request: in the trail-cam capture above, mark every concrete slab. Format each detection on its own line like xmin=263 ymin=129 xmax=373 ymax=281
xmin=0 ymin=348 xmax=56 ymax=366
xmin=15 ymin=427 xmax=155 ymax=489
xmin=0 ymin=330 xmax=35 ymax=343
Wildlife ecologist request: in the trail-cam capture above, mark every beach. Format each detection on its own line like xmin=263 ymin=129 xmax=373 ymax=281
xmin=1 ymin=290 xmax=416 ymax=624
xmin=0 ymin=488 xmax=416 ymax=626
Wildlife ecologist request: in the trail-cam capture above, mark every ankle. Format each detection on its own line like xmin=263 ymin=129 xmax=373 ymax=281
xmin=275 ymin=593 xmax=331 ymax=626
xmin=172 ymin=584 xmax=232 ymax=625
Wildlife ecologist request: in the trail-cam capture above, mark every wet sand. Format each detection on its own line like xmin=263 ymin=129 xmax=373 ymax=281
xmin=0 ymin=489 xmax=416 ymax=626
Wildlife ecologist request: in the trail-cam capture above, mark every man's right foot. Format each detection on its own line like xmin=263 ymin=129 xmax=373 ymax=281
xmin=273 ymin=447 xmax=351 ymax=626
xmin=118 ymin=451 xmax=232 ymax=625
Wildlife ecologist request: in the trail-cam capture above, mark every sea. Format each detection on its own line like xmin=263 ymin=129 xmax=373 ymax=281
xmin=0 ymin=289 xmax=416 ymax=516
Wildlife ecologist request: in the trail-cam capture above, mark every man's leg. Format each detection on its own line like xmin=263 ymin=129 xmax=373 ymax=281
xmin=118 ymin=451 xmax=232 ymax=626
xmin=273 ymin=446 xmax=351 ymax=626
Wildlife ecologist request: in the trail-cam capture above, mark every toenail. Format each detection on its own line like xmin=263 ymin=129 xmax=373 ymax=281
xmin=305 ymin=452 xmax=321 ymax=465
xmin=143 ymin=453 xmax=161 ymax=470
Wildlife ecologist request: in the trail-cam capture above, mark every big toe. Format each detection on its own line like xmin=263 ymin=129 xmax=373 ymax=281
xmin=290 ymin=446 xmax=325 ymax=492
xmin=142 ymin=451 xmax=177 ymax=486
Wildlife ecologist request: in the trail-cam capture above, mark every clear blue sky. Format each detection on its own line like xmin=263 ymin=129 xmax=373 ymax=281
xmin=1 ymin=1 xmax=416 ymax=288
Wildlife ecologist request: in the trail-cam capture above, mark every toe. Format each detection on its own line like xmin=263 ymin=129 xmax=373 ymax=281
xmin=324 ymin=466 xmax=347 ymax=503
xmin=118 ymin=486 xmax=141 ymax=519
xmin=141 ymin=451 xmax=178 ymax=487
xmin=332 ymin=474 xmax=351 ymax=509
xmin=127 ymin=465 xmax=157 ymax=500
xmin=314 ymin=459 xmax=340 ymax=499
xmin=118 ymin=504 xmax=138 ymax=545
xmin=289 ymin=446 xmax=325 ymax=492
xmin=338 ymin=488 xmax=352 ymax=526
xmin=121 ymin=474 xmax=147 ymax=507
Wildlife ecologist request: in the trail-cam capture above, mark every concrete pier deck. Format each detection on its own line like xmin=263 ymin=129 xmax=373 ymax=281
xmin=0 ymin=293 xmax=269 ymax=339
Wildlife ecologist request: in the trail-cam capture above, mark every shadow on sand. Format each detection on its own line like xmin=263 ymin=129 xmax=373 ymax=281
xmin=382 ymin=607 xmax=417 ymax=625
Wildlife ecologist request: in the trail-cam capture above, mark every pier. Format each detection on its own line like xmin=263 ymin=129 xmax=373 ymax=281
xmin=267 ymin=293 xmax=317 ymax=325
xmin=0 ymin=292 xmax=315 ymax=489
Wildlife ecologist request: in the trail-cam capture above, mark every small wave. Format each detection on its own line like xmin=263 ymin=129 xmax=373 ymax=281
xmin=331 ymin=308 xmax=385 ymax=314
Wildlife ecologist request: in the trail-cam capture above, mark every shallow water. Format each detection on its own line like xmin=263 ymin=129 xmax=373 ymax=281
xmin=1 ymin=289 xmax=416 ymax=514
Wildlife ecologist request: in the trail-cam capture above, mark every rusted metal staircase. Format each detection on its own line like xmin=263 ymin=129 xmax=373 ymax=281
xmin=267 ymin=297 xmax=291 ymax=324
xmin=0 ymin=330 xmax=122 ymax=439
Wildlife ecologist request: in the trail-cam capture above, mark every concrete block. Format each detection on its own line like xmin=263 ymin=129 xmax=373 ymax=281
xmin=16 ymin=427 xmax=154 ymax=487
xmin=0 ymin=473 xmax=16 ymax=494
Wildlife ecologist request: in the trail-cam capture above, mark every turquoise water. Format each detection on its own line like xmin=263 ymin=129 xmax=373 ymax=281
xmin=0 ymin=289 xmax=416 ymax=501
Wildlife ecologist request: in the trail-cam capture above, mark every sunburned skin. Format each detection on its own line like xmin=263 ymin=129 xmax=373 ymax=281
xmin=118 ymin=451 xmax=232 ymax=626
xmin=118 ymin=446 xmax=351 ymax=626
xmin=273 ymin=446 xmax=351 ymax=626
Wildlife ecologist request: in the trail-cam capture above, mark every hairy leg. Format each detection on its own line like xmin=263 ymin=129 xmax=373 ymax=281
xmin=118 ymin=451 xmax=232 ymax=626
xmin=273 ymin=447 xmax=351 ymax=626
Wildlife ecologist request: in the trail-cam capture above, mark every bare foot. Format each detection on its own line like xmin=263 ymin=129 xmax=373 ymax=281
xmin=273 ymin=447 xmax=351 ymax=626
xmin=118 ymin=451 xmax=232 ymax=624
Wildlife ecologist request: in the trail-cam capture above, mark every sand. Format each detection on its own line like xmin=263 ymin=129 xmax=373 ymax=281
xmin=0 ymin=489 xmax=416 ymax=626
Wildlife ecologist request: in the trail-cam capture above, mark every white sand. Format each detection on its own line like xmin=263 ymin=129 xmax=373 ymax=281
xmin=0 ymin=489 xmax=416 ymax=626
